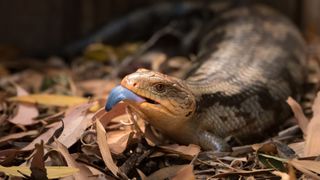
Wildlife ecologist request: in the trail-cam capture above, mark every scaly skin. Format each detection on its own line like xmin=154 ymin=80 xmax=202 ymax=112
xmin=113 ymin=5 xmax=306 ymax=151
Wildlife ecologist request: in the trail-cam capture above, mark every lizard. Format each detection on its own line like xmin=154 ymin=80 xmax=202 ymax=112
xmin=105 ymin=4 xmax=306 ymax=151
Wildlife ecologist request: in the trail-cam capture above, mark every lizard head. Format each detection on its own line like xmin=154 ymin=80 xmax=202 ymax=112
xmin=106 ymin=68 xmax=196 ymax=131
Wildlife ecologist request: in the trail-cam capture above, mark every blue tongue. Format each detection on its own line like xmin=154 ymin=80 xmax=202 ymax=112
xmin=105 ymin=85 xmax=145 ymax=111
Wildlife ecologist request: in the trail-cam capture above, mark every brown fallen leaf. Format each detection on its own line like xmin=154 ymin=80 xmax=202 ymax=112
xmin=159 ymin=144 xmax=201 ymax=160
xmin=53 ymin=140 xmax=93 ymax=180
xmin=0 ymin=149 xmax=29 ymax=166
xmin=107 ymin=129 xmax=134 ymax=154
xmin=30 ymin=142 xmax=47 ymax=179
xmin=289 ymin=159 xmax=320 ymax=180
xmin=23 ymin=102 xmax=93 ymax=150
xmin=96 ymin=120 xmax=120 ymax=178
xmin=106 ymin=108 xmax=146 ymax=154
xmin=287 ymin=97 xmax=309 ymax=135
xmin=57 ymin=102 xmax=94 ymax=148
xmin=172 ymin=165 xmax=195 ymax=180
xmin=305 ymin=92 xmax=320 ymax=156
xmin=9 ymin=85 xmax=39 ymax=125
xmin=0 ymin=130 xmax=38 ymax=145
xmin=93 ymin=103 xmax=127 ymax=128
xmin=288 ymin=142 xmax=305 ymax=157
xmin=146 ymin=165 xmax=189 ymax=180
xmin=22 ymin=122 xmax=63 ymax=151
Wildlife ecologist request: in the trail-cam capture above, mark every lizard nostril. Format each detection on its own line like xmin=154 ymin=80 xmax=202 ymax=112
xmin=133 ymin=82 xmax=137 ymax=87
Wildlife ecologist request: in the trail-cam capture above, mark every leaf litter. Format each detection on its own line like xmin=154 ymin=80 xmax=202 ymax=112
xmin=1 ymin=7 xmax=320 ymax=180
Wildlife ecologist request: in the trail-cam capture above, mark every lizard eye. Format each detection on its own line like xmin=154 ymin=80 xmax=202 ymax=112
xmin=153 ymin=83 xmax=166 ymax=93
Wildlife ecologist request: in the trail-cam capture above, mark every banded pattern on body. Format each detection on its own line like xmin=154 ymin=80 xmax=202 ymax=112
xmin=106 ymin=4 xmax=306 ymax=151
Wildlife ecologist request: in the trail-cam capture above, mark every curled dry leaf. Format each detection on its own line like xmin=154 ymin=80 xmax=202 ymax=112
xmin=106 ymin=108 xmax=146 ymax=154
xmin=94 ymin=103 xmax=146 ymax=154
xmin=94 ymin=109 xmax=132 ymax=154
xmin=53 ymin=140 xmax=93 ymax=180
xmin=305 ymin=92 xmax=320 ymax=156
xmin=107 ymin=129 xmax=134 ymax=154
xmin=286 ymin=97 xmax=309 ymax=135
xmin=93 ymin=103 xmax=127 ymax=128
xmin=9 ymin=85 xmax=39 ymax=125
xmin=96 ymin=120 xmax=120 ymax=178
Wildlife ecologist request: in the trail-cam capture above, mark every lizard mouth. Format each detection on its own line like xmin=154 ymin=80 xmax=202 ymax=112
xmin=105 ymin=85 xmax=160 ymax=111
xmin=144 ymin=97 xmax=159 ymax=104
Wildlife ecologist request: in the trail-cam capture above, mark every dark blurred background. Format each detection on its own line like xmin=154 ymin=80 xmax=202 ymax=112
xmin=0 ymin=0 xmax=318 ymax=55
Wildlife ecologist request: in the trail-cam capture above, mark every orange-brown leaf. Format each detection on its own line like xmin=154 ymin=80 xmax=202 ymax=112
xmin=172 ymin=165 xmax=195 ymax=180
xmin=305 ymin=92 xmax=320 ymax=156
xmin=96 ymin=120 xmax=119 ymax=177
xmin=287 ymin=97 xmax=309 ymax=135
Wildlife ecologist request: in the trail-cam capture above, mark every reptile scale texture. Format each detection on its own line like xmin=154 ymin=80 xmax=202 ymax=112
xmin=106 ymin=4 xmax=306 ymax=151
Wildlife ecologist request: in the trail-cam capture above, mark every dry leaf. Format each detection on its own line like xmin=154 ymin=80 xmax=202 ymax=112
xmin=287 ymin=97 xmax=309 ymax=135
xmin=93 ymin=103 xmax=127 ymax=128
xmin=0 ymin=165 xmax=78 ymax=179
xmin=271 ymin=171 xmax=292 ymax=180
xmin=159 ymin=144 xmax=200 ymax=160
xmin=146 ymin=165 xmax=188 ymax=180
xmin=305 ymin=92 xmax=320 ymax=156
xmin=9 ymin=85 xmax=39 ymax=125
xmin=30 ymin=142 xmax=47 ymax=179
xmin=57 ymin=102 xmax=94 ymax=148
xmin=22 ymin=121 xmax=63 ymax=151
xmin=288 ymin=142 xmax=305 ymax=157
xmin=0 ymin=130 xmax=38 ymax=145
xmin=106 ymin=112 xmax=145 ymax=154
xmin=289 ymin=159 xmax=320 ymax=180
xmin=172 ymin=165 xmax=195 ymax=180
xmin=96 ymin=120 xmax=119 ymax=177
xmin=8 ymin=94 xmax=88 ymax=107
xmin=53 ymin=140 xmax=93 ymax=180
xmin=107 ymin=130 xmax=133 ymax=154
xmin=23 ymin=102 xmax=93 ymax=150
